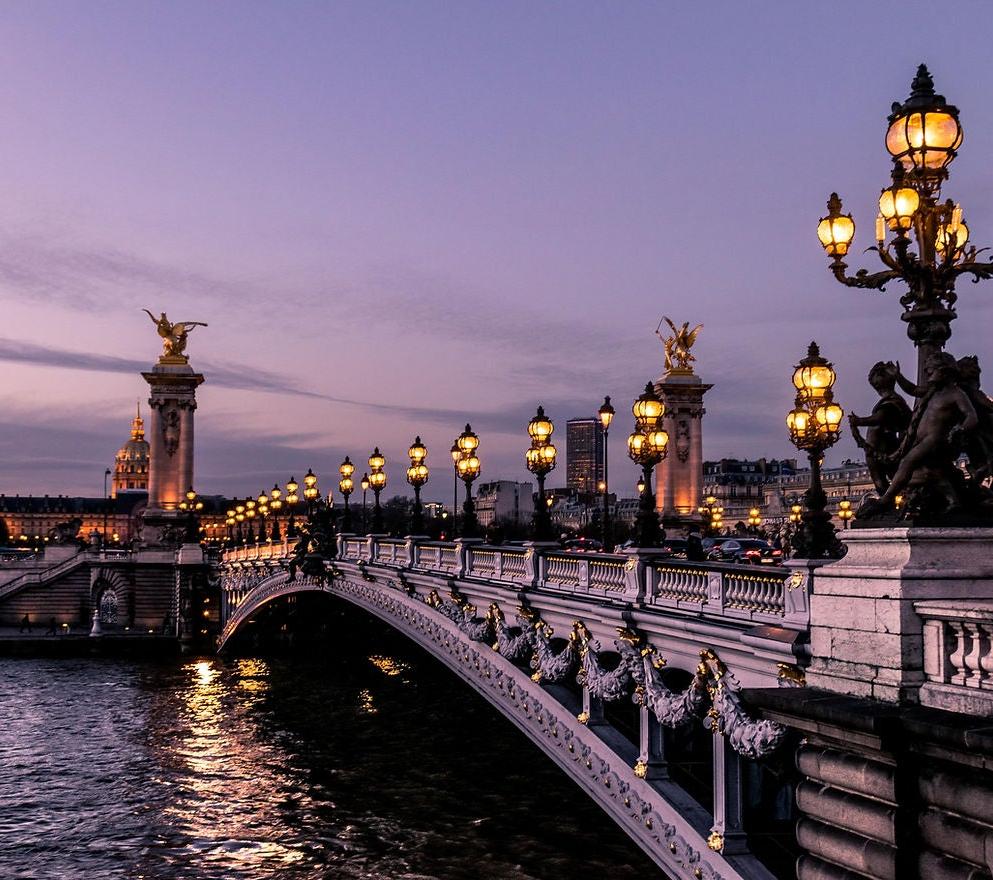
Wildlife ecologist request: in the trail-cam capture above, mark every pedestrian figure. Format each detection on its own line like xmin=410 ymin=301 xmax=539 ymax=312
xmin=46 ymin=617 xmax=57 ymax=636
xmin=19 ymin=614 xmax=31 ymax=633
xmin=686 ymin=528 xmax=705 ymax=562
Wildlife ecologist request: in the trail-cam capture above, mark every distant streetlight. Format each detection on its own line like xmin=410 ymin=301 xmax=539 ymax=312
xmin=406 ymin=438 xmax=429 ymax=534
xmin=598 ymin=395 xmax=615 ymax=550
xmin=368 ymin=448 xmax=386 ymax=533
xmin=525 ymin=406 xmax=556 ymax=540
xmin=338 ymin=459 xmax=354 ymax=533
xmin=787 ymin=342 xmax=844 ymax=558
xmin=455 ymin=425 xmax=481 ymax=538
xmin=285 ymin=477 xmax=299 ymax=538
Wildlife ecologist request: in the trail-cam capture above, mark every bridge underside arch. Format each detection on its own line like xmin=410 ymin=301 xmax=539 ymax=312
xmin=219 ymin=567 xmax=775 ymax=880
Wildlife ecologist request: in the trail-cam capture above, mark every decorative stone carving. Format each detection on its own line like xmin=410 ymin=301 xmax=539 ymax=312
xmin=161 ymin=410 xmax=180 ymax=457
xmin=576 ymin=624 xmax=638 ymax=702
xmin=631 ymin=647 xmax=708 ymax=727
xmin=530 ymin=621 xmax=580 ymax=683
xmin=490 ymin=604 xmax=538 ymax=661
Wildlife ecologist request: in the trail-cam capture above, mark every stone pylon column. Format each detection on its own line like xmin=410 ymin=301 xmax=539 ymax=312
xmin=140 ymin=347 xmax=205 ymax=547
xmin=654 ymin=370 xmax=711 ymax=526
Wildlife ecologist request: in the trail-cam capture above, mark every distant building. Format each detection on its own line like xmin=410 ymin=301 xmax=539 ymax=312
xmin=112 ymin=406 xmax=150 ymax=497
xmin=566 ymin=418 xmax=604 ymax=494
xmin=474 ymin=480 xmax=534 ymax=527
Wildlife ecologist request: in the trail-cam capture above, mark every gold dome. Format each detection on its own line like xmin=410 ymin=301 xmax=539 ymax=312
xmin=112 ymin=403 xmax=150 ymax=497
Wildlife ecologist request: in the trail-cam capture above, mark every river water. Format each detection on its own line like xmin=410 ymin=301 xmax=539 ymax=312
xmin=0 ymin=608 xmax=659 ymax=880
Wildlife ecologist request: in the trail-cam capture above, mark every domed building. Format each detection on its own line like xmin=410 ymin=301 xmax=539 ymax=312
xmin=112 ymin=405 xmax=150 ymax=497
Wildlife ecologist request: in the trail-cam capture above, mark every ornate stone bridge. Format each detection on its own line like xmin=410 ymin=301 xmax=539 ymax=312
xmin=219 ymin=537 xmax=810 ymax=880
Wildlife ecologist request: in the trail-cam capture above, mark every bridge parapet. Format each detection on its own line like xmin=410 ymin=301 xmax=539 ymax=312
xmin=221 ymin=536 xmax=805 ymax=629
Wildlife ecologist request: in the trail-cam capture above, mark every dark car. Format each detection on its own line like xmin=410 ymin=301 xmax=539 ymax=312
xmin=659 ymin=538 xmax=688 ymax=559
xmin=708 ymin=538 xmax=782 ymax=565
xmin=562 ymin=537 xmax=604 ymax=553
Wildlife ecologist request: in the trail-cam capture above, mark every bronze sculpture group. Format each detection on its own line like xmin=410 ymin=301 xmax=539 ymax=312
xmin=850 ymin=352 xmax=993 ymax=520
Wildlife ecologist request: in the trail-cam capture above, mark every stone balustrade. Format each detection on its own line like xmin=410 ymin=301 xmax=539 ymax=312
xmin=222 ymin=535 xmax=802 ymax=629
xmin=918 ymin=599 xmax=993 ymax=714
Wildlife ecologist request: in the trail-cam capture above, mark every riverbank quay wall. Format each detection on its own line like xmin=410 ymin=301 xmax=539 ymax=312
xmin=0 ymin=544 xmax=216 ymax=640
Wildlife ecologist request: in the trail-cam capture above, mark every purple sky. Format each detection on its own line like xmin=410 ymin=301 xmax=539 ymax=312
xmin=1 ymin=2 xmax=993 ymax=500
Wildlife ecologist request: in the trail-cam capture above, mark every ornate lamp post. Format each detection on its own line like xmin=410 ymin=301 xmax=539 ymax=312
xmin=368 ymin=448 xmax=387 ymax=533
xmin=285 ymin=477 xmax=299 ymax=538
xmin=178 ymin=486 xmax=203 ymax=542
xmin=627 ymin=383 xmax=669 ymax=547
xmin=269 ymin=484 xmax=283 ymax=541
xmin=598 ymin=395 xmax=615 ymax=550
xmin=817 ymin=65 xmax=993 ymax=521
xmin=338 ymin=458 xmax=354 ymax=532
xmin=244 ymin=498 xmax=257 ymax=544
xmin=525 ymin=406 xmax=556 ymax=541
xmin=360 ymin=473 xmax=370 ymax=533
xmin=406 ymin=438 xmax=429 ymax=534
xmin=256 ymin=490 xmax=270 ymax=542
xmin=225 ymin=509 xmax=235 ymax=545
xmin=747 ymin=507 xmax=762 ymax=535
xmin=450 ymin=442 xmax=461 ymax=536
xmin=838 ymin=499 xmax=854 ymax=529
xmin=698 ymin=494 xmax=724 ymax=537
xmin=303 ymin=469 xmax=319 ymax=517
xmin=234 ymin=502 xmax=245 ymax=545
xmin=455 ymin=425 xmax=481 ymax=538
xmin=787 ymin=342 xmax=845 ymax=558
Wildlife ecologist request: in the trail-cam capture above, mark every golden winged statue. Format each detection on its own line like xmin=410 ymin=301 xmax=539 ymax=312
xmin=143 ymin=310 xmax=208 ymax=362
xmin=656 ymin=316 xmax=703 ymax=373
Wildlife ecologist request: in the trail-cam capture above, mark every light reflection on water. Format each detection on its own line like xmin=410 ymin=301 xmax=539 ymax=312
xmin=0 ymin=645 xmax=659 ymax=879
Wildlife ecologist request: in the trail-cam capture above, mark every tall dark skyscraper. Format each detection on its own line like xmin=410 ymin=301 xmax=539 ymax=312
xmin=566 ymin=418 xmax=604 ymax=494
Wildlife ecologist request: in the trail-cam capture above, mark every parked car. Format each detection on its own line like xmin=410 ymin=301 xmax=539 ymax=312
xmin=658 ymin=538 xmax=688 ymax=559
xmin=562 ymin=537 xmax=604 ymax=553
xmin=707 ymin=538 xmax=782 ymax=565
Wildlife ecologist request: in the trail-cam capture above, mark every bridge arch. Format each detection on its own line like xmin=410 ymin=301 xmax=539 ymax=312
xmin=218 ymin=554 xmax=790 ymax=880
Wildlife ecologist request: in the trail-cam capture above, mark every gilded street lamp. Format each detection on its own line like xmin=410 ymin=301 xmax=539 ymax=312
xmin=360 ymin=473 xmax=370 ymax=533
xmin=225 ymin=508 xmax=236 ymax=544
xmin=525 ymin=406 xmax=556 ymax=541
xmin=338 ymin=458 xmax=354 ymax=532
xmin=789 ymin=503 xmax=803 ymax=525
xmin=698 ymin=495 xmax=724 ymax=537
xmin=747 ymin=507 xmax=762 ymax=535
xmin=269 ymin=484 xmax=283 ymax=541
xmin=178 ymin=486 xmax=204 ymax=543
xmin=303 ymin=468 xmax=319 ymax=517
xmin=787 ymin=342 xmax=845 ymax=558
xmin=627 ymin=383 xmax=668 ymax=547
xmin=817 ymin=65 xmax=987 ymax=386
xmin=598 ymin=395 xmax=615 ymax=550
xmin=406 ymin=438 xmax=429 ymax=534
xmin=455 ymin=424 xmax=481 ymax=538
xmin=368 ymin=448 xmax=387 ymax=533
xmin=244 ymin=497 xmax=257 ymax=544
xmin=234 ymin=502 xmax=245 ymax=546
xmin=256 ymin=490 xmax=270 ymax=542
xmin=450 ymin=441 xmax=461 ymax=537
xmin=838 ymin=499 xmax=854 ymax=529
xmin=285 ymin=477 xmax=299 ymax=538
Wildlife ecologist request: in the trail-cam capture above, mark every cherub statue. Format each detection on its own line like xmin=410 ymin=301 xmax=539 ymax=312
xmin=865 ymin=352 xmax=977 ymax=515
xmin=143 ymin=310 xmax=207 ymax=360
xmin=848 ymin=361 xmax=912 ymax=494
xmin=656 ymin=317 xmax=703 ymax=373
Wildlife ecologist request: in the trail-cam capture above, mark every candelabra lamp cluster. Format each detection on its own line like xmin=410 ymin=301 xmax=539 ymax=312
xmin=525 ymin=406 xmax=557 ymax=540
xmin=285 ymin=477 xmax=299 ymax=538
xmin=337 ymin=459 xmax=354 ymax=532
xmin=787 ymin=342 xmax=845 ymax=558
xmin=627 ymin=382 xmax=668 ymax=547
xmin=303 ymin=469 xmax=320 ymax=515
xmin=406 ymin=438 xmax=429 ymax=534
xmin=747 ymin=507 xmax=762 ymax=534
xmin=819 ymin=64 xmax=993 ymax=521
xmin=598 ymin=396 xmax=615 ymax=550
xmin=454 ymin=425 xmax=481 ymax=537
xmin=838 ymin=499 xmax=854 ymax=529
xmin=698 ymin=495 xmax=724 ymax=537
xmin=178 ymin=487 xmax=203 ymax=542
xmin=368 ymin=448 xmax=387 ymax=533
